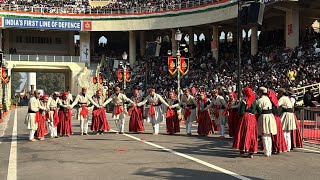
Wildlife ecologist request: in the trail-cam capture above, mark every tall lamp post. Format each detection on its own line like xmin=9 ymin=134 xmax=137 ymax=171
xmin=168 ymin=29 xmax=189 ymax=101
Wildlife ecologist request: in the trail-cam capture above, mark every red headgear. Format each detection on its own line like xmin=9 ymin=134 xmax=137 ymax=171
xmin=243 ymin=87 xmax=255 ymax=109
xmin=96 ymin=89 xmax=102 ymax=95
xmin=43 ymin=94 xmax=49 ymax=100
xmin=267 ymin=90 xmax=279 ymax=108
xmin=62 ymin=92 xmax=69 ymax=97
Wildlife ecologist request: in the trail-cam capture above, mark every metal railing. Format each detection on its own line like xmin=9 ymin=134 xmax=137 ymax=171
xmin=0 ymin=0 xmax=226 ymax=15
xmin=299 ymin=108 xmax=320 ymax=145
xmin=293 ymin=83 xmax=320 ymax=106
xmin=4 ymin=54 xmax=81 ymax=62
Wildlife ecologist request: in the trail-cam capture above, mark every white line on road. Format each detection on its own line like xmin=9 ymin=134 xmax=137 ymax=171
xmin=300 ymin=148 xmax=320 ymax=154
xmin=110 ymin=129 xmax=251 ymax=180
xmin=7 ymin=109 xmax=17 ymax=180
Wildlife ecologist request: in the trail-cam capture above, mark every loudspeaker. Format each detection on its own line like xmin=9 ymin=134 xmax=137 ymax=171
xmin=145 ymin=41 xmax=157 ymax=57
xmin=247 ymin=2 xmax=265 ymax=26
xmin=240 ymin=6 xmax=248 ymax=26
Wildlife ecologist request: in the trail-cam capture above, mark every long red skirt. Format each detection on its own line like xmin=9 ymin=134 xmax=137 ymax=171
xmin=36 ymin=115 xmax=48 ymax=138
xmin=272 ymin=115 xmax=288 ymax=152
xmin=228 ymin=111 xmax=239 ymax=137
xmin=291 ymin=116 xmax=303 ymax=148
xmin=129 ymin=107 xmax=144 ymax=133
xmin=197 ymin=110 xmax=214 ymax=136
xmin=91 ymin=108 xmax=110 ymax=132
xmin=233 ymin=113 xmax=258 ymax=153
xmin=58 ymin=110 xmax=73 ymax=135
xmin=166 ymin=110 xmax=180 ymax=134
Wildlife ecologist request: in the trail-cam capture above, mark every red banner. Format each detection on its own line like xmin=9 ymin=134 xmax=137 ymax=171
xmin=125 ymin=70 xmax=131 ymax=82
xmin=179 ymin=57 xmax=189 ymax=75
xmin=168 ymin=56 xmax=177 ymax=75
xmin=117 ymin=70 xmax=123 ymax=82
xmin=92 ymin=76 xmax=97 ymax=84
xmin=98 ymin=74 xmax=103 ymax=84
xmin=1 ymin=67 xmax=9 ymax=84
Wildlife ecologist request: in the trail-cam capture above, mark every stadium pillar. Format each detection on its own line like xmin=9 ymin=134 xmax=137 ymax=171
xmin=188 ymin=28 xmax=194 ymax=57
xmin=3 ymin=29 xmax=9 ymax=54
xmin=251 ymin=26 xmax=258 ymax=56
xmin=211 ymin=25 xmax=219 ymax=63
xmin=140 ymin=31 xmax=146 ymax=57
xmin=129 ymin=31 xmax=136 ymax=67
xmin=171 ymin=29 xmax=177 ymax=57
xmin=285 ymin=6 xmax=299 ymax=49
xmin=80 ymin=31 xmax=91 ymax=67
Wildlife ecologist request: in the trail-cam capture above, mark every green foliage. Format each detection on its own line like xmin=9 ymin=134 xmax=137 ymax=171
xmin=36 ymin=73 xmax=65 ymax=94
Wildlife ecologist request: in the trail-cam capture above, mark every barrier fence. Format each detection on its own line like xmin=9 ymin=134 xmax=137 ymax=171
xmin=297 ymin=107 xmax=320 ymax=145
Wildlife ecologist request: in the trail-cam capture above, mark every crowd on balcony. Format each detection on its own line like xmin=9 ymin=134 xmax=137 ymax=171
xmin=1 ymin=0 xmax=222 ymax=14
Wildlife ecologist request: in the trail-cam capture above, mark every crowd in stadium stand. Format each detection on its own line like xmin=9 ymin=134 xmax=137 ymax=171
xmin=99 ymin=31 xmax=320 ymax=99
xmin=2 ymin=0 xmax=222 ymax=14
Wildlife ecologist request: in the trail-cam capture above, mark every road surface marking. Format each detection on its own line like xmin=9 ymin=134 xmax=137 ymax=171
xmin=110 ymin=129 xmax=251 ymax=180
xmin=300 ymin=148 xmax=320 ymax=154
xmin=7 ymin=109 xmax=18 ymax=180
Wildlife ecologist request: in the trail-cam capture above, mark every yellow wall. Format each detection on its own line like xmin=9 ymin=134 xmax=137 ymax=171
xmin=89 ymin=0 xmax=113 ymax=8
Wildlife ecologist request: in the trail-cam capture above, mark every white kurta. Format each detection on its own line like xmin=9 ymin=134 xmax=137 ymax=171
xmin=181 ymin=94 xmax=197 ymax=122
xmin=279 ymin=96 xmax=297 ymax=131
xmin=138 ymin=93 xmax=169 ymax=124
xmin=257 ymin=95 xmax=277 ymax=135
xmin=208 ymin=95 xmax=227 ymax=125
xmin=71 ymin=93 xmax=100 ymax=121
xmin=104 ymin=93 xmax=134 ymax=120
xmin=24 ymin=97 xmax=44 ymax=130
xmin=47 ymin=96 xmax=59 ymax=122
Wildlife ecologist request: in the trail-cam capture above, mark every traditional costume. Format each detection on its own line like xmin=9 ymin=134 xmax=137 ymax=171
xmin=91 ymin=89 xmax=110 ymax=134
xmin=207 ymin=90 xmax=227 ymax=137
xmin=267 ymin=90 xmax=287 ymax=153
xmin=24 ymin=91 xmax=45 ymax=141
xmin=198 ymin=92 xmax=214 ymax=136
xmin=137 ymin=89 xmax=170 ymax=135
xmin=225 ymin=92 xmax=239 ymax=137
xmin=104 ymin=88 xmax=135 ymax=134
xmin=278 ymin=88 xmax=297 ymax=152
xmin=257 ymin=87 xmax=277 ymax=157
xmin=180 ymin=89 xmax=197 ymax=135
xmin=58 ymin=92 xmax=73 ymax=136
xmin=47 ymin=93 xmax=60 ymax=138
xmin=129 ymin=90 xmax=144 ymax=133
xmin=165 ymin=92 xmax=180 ymax=134
xmin=233 ymin=87 xmax=261 ymax=158
xmin=37 ymin=95 xmax=49 ymax=140
xmin=71 ymin=87 xmax=100 ymax=135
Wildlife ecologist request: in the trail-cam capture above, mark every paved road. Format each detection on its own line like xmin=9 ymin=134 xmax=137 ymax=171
xmin=1 ymin=107 xmax=320 ymax=180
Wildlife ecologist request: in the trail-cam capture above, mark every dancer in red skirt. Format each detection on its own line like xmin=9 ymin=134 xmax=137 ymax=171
xmin=58 ymin=92 xmax=73 ymax=137
xmin=198 ymin=92 xmax=214 ymax=136
xmin=91 ymin=89 xmax=110 ymax=135
xmin=267 ymin=90 xmax=287 ymax=154
xmin=165 ymin=91 xmax=180 ymax=135
xmin=129 ymin=89 xmax=144 ymax=133
xmin=233 ymin=87 xmax=261 ymax=158
xmin=36 ymin=95 xmax=49 ymax=140
xmin=225 ymin=92 xmax=239 ymax=137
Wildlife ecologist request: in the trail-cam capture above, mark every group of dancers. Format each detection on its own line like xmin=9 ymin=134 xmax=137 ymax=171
xmin=24 ymin=85 xmax=303 ymax=158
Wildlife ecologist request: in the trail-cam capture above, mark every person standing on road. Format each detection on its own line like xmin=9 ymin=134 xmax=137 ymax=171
xmin=257 ymin=87 xmax=277 ymax=157
xmin=103 ymin=87 xmax=136 ymax=134
xmin=180 ymin=88 xmax=197 ymax=136
xmin=225 ymin=92 xmax=239 ymax=138
xmin=233 ymin=87 xmax=261 ymax=158
xmin=71 ymin=87 xmax=101 ymax=136
xmin=129 ymin=89 xmax=144 ymax=133
xmin=91 ymin=89 xmax=110 ymax=135
xmin=24 ymin=90 xmax=46 ymax=142
xmin=198 ymin=92 xmax=214 ymax=136
xmin=137 ymin=88 xmax=170 ymax=135
xmin=277 ymin=88 xmax=297 ymax=152
xmin=58 ymin=92 xmax=73 ymax=137
xmin=36 ymin=95 xmax=49 ymax=141
xmin=205 ymin=90 xmax=227 ymax=137
xmin=165 ymin=91 xmax=180 ymax=135
xmin=47 ymin=92 xmax=60 ymax=138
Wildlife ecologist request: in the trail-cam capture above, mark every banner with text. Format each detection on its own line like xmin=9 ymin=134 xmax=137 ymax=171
xmin=3 ymin=17 xmax=82 ymax=30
